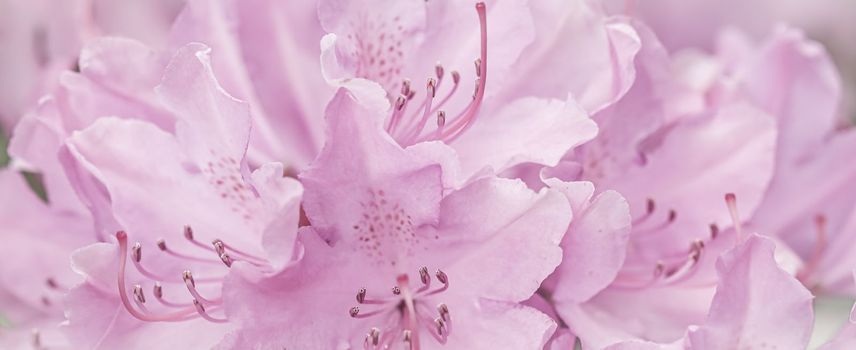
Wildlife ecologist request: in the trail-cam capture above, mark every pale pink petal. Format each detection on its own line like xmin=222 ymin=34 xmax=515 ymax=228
xmin=437 ymin=177 xmax=571 ymax=302
xmin=685 ymin=235 xmax=814 ymax=349
xmin=300 ymin=89 xmax=443 ymax=248
xmin=547 ymin=180 xmax=632 ymax=303
xmin=453 ymin=96 xmax=597 ymax=178
xmin=737 ymin=27 xmax=841 ymax=170
xmin=497 ymin=0 xmax=641 ymax=113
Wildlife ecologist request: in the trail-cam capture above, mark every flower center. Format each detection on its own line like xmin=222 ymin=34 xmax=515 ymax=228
xmin=114 ymin=227 xmax=270 ymax=323
xmin=385 ymin=2 xmax=488 ymax=147
xmin=349 ymin=266 xmax=452 ymax=350
xmin=612 ymin=193 xmax=747 ymax=289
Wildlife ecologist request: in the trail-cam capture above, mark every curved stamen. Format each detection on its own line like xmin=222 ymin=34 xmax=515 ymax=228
xmin=192 ymin=299 xmax=228 ymax=323
xmin=153 ymin=282 xmax=193 ymax=308
xmin=439 ymin=3 xmax=488 ymax=143
xmin=633 ymin=209 xmax=677 ymax=237
xmin=363 ymin=327 xmax=381 ymax=350
xmin=183 ymin=271 xmax=222 ymax=305
xmin=157 ymin=239 xmax=221 ymax=264
xmin=417 ymin=266 xmax=432 ymax=293
xmin=632 ymin=199 xmax=656 ymax=225
xmin=423 ymin=270 xmax=449 ymax=296
xmin=212 ymin=239 xmax=268 ymax=266
xmin=400 ymin=78 xmax=440 ymax=144
xmin=115 ymin=231 xmax=199 ymax=322
xmin=131 ymin=242 xmax=222 ymax=284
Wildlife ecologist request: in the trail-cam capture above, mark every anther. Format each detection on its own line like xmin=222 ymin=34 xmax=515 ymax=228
xmin=667 ymin=209 xmax=677 ymax=223
xmin=356 ymin=288 xmax=367 ymax=304
xmin=724 ymin=193 xmax=742 ymax=243
xmin=435 ymin=317 xmax=447 ymax=335
xmin=193 ymin=298 xmax=228 ymax=323
xmin=350 ymin=306 xmax=361 ymax=317
xmin=153 ymin=282 xmax=163 ymax=299
xmin=184 ymin=225 xmax=194 ymax=240
xmin=219 ymin=253 xmax=233 ymax=267
xmin=709 ymin=223 xmax=719 ymax=239
xmin=368 ymin=327 xmax=381 ymax=346
xmin=646 ymin=198 xmax=655 ymax=214
xmin=392 ymin=286 xmax=401 ymax=295
xmin=401 ymin=79 xmax=412 ymax=96
xmin=133 ymin=284 xmax=146 ymax=304
xmin=427 ymin=78 xmax=437 ymax=98
xmin=131 ymin=242 xmax=142 ymax=262
xmin=436 ymin=270 xmax=448 ymax=284
xmin=451 ymin=71 xmax=461 ymax=84
xmin=435 ymin=63 xmax=445 ymax=80
xmin=437 ymin=111 xmax=446 ymax=127
xmin=395 ymin=95 xmax=407 ymax=110
xmin=46 ymin=278 xmax=59 ymax=290
xmin=212 ymin=240 xmax=226 ymax=255
xmin=419 ymin=266 xmax=430 ymax=285
xmin=474 ymin=58 xmax=482 ymax=78
xmin=182 ymin=270 xmax=195 ymax=288
xmin=438 ymin=303 xmax=450 ymax=322
xmin=403 ymin=330 xmax=413 ymax=349
xmin=156 ymin=239 xmax=167 ymax=251
xmin=472 ymin=78 xmax=480 ymax=99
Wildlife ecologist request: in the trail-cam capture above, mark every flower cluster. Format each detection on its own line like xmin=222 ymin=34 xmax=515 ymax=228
xmin=1 ymin=0 xmax=856 ymax=349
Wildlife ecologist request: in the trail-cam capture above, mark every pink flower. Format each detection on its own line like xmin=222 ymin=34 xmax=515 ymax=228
xmin=318 ymin=0 xmax=640 ymax=179
xmin=542 ymin=21 xmax=811 ymax=346
xmin=216 ymin=88 xmax=572 ymax=349
xmin=58 ymin=43 xmax=302 ymax=349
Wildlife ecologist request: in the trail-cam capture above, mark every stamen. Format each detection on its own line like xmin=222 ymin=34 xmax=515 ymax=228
xmin=709 ymin=223 xmax=719 ymax=239
xmin=350 ymin=306 xmax=387 ymax=319
xmin=437 ymin=2 xmax=488 ymax=143
xmin=153 ymin=282 xmax=192 ymax=308
xmin=133 ymin=284 xmax=146 ymax=304
xmin=130 ymin=243 xmax=184 ymax=283
xmin=437 ymin=303 xmax=450 ymax=322
xmin=387 ymin=95 xmax=410 ymax=133
xmin=364 ymin=327 xmax=381 ymax=349
xmin=157 ymin=239 xmax=220 ymax=264
xmin=474 ymin=59 xmax=482 ymax=78
xmin=403 ymin=330 xmax=413 ymax=350
xmin=435 ymin=63 xmax=445 ymax=80
xmin=211 ymin=239 xmax=269 ymax=267
xmin=357 ymin=288 xmax=366 ymax=303
xmin=432 ymin=111 xmax=446 ymax=140
xmin=192 ymin=299 xmax=228 ymax=323
xmin=424 ymin=269 xmax=449 ymax=296
xmin=400 ymin=78 xmax=440 ymax=144
xmin=115 ymin=231 xmax=199 ymax=322
xmin=724 ymin=193 xmax=742 ymax=244
xmin=632 ymin=198 xmax=656 ymax=225
xmin=401 ymin=79 xmax=412 ymax=96
xmin=183 ymin=270 xmax=221 ymax=305
xmin=417 ymin=266 xmax=432 ymax=293
xmin=219 ymin=253 xmax=233 ymax=267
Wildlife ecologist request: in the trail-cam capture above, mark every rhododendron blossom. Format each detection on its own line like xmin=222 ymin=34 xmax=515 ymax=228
xmin=1 ymin=0 xmax=856 ymax=349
